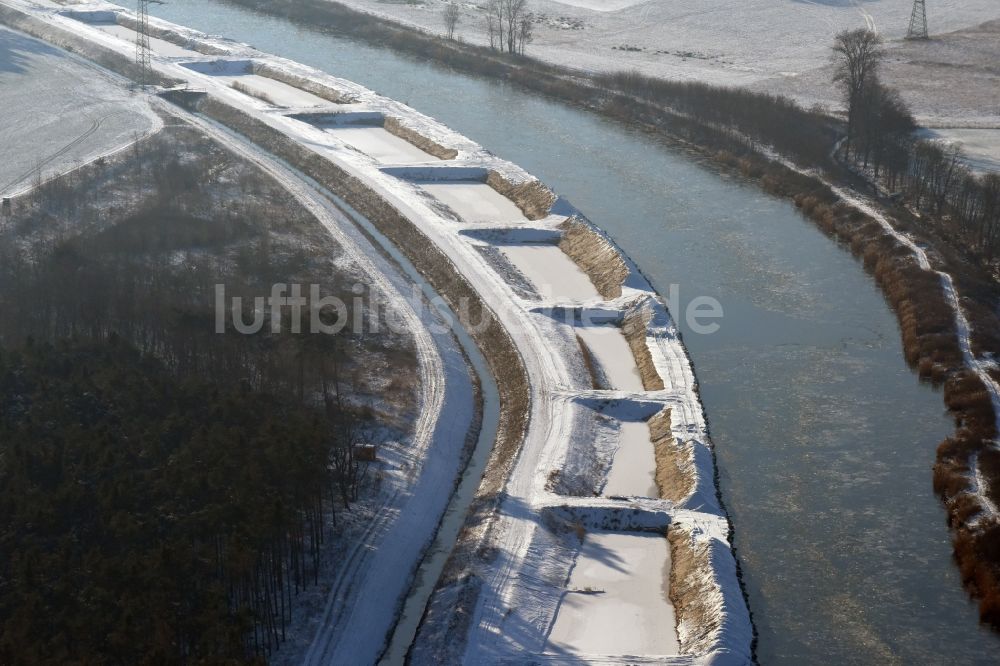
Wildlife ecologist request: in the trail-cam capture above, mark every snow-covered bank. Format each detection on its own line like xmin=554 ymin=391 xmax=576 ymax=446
xmin=172 ymin=105 xmax=484 ymax=666
xmin=1 ymin=1 xmax=753 ymax=662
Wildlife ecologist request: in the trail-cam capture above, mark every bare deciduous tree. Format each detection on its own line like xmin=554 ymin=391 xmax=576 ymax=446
xmin=517 ymin=13 xmax=533 ymax=55
xmin=443 ymin=3 xmax=461 ymax=39
xmin=484 ymin=0 xmax=531 ymax=55
xmin=832 ymin=28 xmax=885 ymax=150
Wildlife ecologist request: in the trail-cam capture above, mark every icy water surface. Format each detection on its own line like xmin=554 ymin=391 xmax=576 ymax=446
xmin=131 ymin=1 xmax=998 ymax=662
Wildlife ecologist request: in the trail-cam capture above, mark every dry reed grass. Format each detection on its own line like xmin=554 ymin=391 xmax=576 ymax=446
xmin=484 ymin=172 xmax=555 ymax=221
xmin=648 ymin=408 xmax=694 ymax=503
xmin=621 ymin=307 xmax=666 ymax=391
xmin=558 ymin=219 xmax=629 ymax=300
xmin=383 ymin=117 xmax=458 ymax=160
xmin=667 ymin=526 xmax=721 ymax=654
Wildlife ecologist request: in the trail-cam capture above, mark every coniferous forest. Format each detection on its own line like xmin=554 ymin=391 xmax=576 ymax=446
xmin=0 ymin=122 xmax=417 ymax=664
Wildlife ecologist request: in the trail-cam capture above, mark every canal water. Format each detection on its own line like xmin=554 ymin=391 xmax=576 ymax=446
xmin=130 ymin=1 xmax=998 ymax=661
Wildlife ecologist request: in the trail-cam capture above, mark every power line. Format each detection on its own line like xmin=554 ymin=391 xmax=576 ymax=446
xmin=906 ymin=0 xmax=928 ymax=40
xmin=135 ymin=0 xmax=152 ymax=88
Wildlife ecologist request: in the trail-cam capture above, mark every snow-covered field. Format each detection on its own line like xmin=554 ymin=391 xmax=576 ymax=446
xmin=325 ymin=126 xmax=440 ymax=164
xmin=756 ymin=18 xmax=1000 ymax=127
xmin=316 ymin=0 xmax=998 ymax=114
xmin=0 ymin=1 xmax=753 ymax=662
xmin=0 ymin=25 xmax=158 ymax=197
xmin=916 ymin=128 xmax=1000 ymax=175
xmin=547 ymin=531 xmax=679 ymax=656
xmin=605 ymin=421 xmax=658 ymax=497
xmin=419 ymin=180 xmax=529 ymax=222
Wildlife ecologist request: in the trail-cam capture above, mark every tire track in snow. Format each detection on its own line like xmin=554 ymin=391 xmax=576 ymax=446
xmin=153 ymin=101 xmax=456 ymax=664
xmin=0 ymin=114 xmax=102 ymax=194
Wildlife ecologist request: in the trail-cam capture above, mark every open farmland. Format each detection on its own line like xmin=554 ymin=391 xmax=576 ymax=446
xmin=0 ymin=25 xmax=158 ymax=197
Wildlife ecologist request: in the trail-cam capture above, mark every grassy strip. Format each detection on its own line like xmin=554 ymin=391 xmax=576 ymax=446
xmin=484 ymin=171 xmax=556 ymax=221
xmin=667 ymin=525 xmax=723 ymax=655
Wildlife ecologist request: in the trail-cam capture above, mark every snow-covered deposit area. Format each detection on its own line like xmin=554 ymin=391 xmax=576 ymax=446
xmin=0 ymin=0 xmax=753 ymax=662
xmin=548 ymin=531 xmax=679 ymax=656
xmin=0 ymin=24 xmax=159 ymax=197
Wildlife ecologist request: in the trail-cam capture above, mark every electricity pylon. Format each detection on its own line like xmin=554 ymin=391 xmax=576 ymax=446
xmin=906 ymin=0 xmax=928 ymax=40
xmin=135 ymin=0 xmax=152 ymax=88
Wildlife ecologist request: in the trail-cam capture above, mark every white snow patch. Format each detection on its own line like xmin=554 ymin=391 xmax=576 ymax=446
xmin=547 ymin=531 xmax=680 ymax=656
xmin=324 ymin=126 xmax=439 ymax=164
xmin=419 ymin=181 xmax=528 ymax=223
xmin=91 ymin=22 xmax=200 ymax=58
xmin=227 ymin=74 xmax=332 ymax=107
xmin=604 ymin=420 xmax=658 ymax=498
xmin=499 ymin=243 xmax=603 ymax=302
xmin=576 ymin=324 xmax=644 ymax=392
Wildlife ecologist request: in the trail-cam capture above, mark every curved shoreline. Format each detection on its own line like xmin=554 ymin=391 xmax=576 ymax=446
xmin=0 ymin=1 xmax=754 ymax=662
